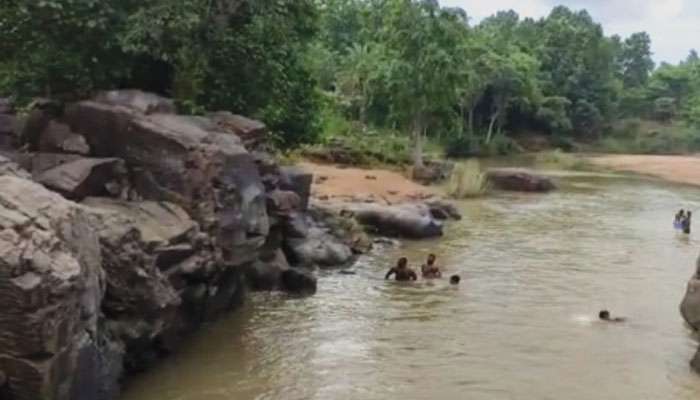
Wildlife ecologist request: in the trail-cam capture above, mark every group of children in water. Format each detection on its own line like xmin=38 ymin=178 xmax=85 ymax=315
xmin=385 ymin=254 xmax=627 ymax=323
xmin=674 ymin=209 xmax=693 ymax=234
xmin=385 ymin=254 xmax=461 ymax=285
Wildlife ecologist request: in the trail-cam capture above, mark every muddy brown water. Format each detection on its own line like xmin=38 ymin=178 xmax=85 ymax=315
xmin=122 ymin=169 xmax=700 ymax=400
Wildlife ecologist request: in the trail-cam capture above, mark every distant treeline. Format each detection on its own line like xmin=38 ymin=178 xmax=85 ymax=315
xmin=2 ymin=1 xmax=700 ymax=160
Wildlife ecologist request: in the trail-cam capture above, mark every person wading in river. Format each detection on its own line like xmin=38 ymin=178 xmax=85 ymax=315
xmin=675 ymin=209 xmax=685 ymax=231
xmin=421 ymin=254 xmax=442 ymax=279
xmin=385 ymin=257 xmax=418 ymax=282
xmin=684 ymin=211 xmax=693 ymax=234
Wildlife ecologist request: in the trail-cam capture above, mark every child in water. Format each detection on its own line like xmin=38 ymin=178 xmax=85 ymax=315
xmin=675 ymin=209 xmax=685 ymax=231
xmin=684 ymin=211 xmax=693 ymax=234
xmin=421 ymin=254 xmax=442 ymax=279
xmin=599 ymin=310 xmax=625 ymax=323
xmin=385 ymin=257 xmax=418 ymax=281
xmin=450 ymin=275 xmax=461 ymax=285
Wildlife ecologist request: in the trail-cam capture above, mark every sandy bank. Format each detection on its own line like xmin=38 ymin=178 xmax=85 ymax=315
xmin=588 ymin=154 xmax=700 ymax=186
xmin=298 ymin=162 xmax=439 ymax=205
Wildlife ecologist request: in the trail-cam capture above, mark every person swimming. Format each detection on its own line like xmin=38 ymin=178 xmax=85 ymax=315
xmin=450 ymin=275 xmax=461 ymax=285
xmin=421 ymin=254 xmax=442 ymax=279
xmin=385 ymin=257 xmax=418 ymax=282
xmin=599 ymin=310 xmax=625 ymax=323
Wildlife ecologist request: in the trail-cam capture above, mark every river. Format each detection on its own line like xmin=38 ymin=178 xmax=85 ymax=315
xmin=122 ymin=169 xmax=700 ymax=400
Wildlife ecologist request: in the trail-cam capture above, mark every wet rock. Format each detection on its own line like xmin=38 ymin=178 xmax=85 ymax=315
xmin=245 ymin=250 xmax=289 ymax=291
xmin=281 ymin=268 xmax=317 ymax=294
xmin=95 ymin=89 xmax=176 ymax=115
xmin=286 ymin=226 xmax=354 ymax=268
xmin=36 ymin=157 xmax=129 ymax=200
xmin=487 ymin=168 xmax=556 ymax=192
xmin=38 ymin=121 xmax=90 ymax=155
xmin=0 ymin=176 xmax=108 ymax=400
xmin=681 ymin=275 xmax=700 ymax=330
xmin=208 ymin=111 xmax=267 ymax=149
xmin=427 ymin=200 xmax=462 ymax=221
xmin=345 ymin=203 xmax=443 ymax=239
xmin=64 ymin=98 xmax=269 ymax=266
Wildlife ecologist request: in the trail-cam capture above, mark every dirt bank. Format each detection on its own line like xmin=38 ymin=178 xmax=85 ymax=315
xmin=298 ymin=162 xmax=439 ymax=205
xmin=588 ymin=154 xmax=700 ymax=186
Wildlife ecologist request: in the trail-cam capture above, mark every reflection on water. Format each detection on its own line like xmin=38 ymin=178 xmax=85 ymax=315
xmin=122 ymin=171 xmax=700 ymax=400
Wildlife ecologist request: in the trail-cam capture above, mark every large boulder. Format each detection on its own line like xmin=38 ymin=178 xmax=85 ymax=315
xmin=36 ymin=158 xmax=129 ymax=200
xmin=208 ymin=112 xmax=267 ymax=149
xmin=487 ymin=168 xmax=556 ymax=192
xmin=64 ymin=96 xmax=269 ymax=266
xmin=0 ymin=176 xmax=114 ymax=400
xmin=344 ymin=203 xmax=443 ymax=239
xmin=37 ymin=121 xmax=90 ymax=155
xmin=286 ymin=224 xmax=354 ymax=268
xmin=681 ymin=270 xmax=700 ymax=330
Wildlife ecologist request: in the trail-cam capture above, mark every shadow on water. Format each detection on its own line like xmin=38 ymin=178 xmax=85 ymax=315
xmin=122 ymin=168 xmax=700 ymax=400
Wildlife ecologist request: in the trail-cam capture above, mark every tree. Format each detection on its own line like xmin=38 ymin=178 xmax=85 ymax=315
xmin=620 ymin=32 xmax=654 ymax=88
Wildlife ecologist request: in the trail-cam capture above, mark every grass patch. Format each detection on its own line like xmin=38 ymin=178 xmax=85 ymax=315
xmin=535 ymin=149 xmax=589 ymax=170
xmin=595 ymin=118 xmax=700 ymax=154
xmin=447 ymin=160 xmax=489 ymax=199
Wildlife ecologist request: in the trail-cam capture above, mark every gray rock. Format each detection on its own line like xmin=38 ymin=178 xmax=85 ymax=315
xmin=38 ymin=121 xmax=90 ymax=155
xmin=487 ymin=168 xmax=556 ymax=192
xmin=36 ymin=158 xmax=128 ymax=200
xmin=208 ymin=111 xmax=267 ymax=149
xmin=346 ymin=203 xmax=443 ymax=239
xmin=280 ymin=166 xmax=313 ymax=211
xmin=64 ymin=100 xmax=269 ymax=266
xmin=0 ymin=176 xmax=107 ymax=400
xmin=0 ymin=155 xmax=30 ymax=179
xmin=246 ymin=249 xmax=290 ymax=291
xmin=286 ymin=223 xmax=354 ymax=268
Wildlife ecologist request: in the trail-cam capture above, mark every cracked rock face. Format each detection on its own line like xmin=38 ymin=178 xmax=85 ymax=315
xmin=0 ymin=176 xmax=109 ymax=400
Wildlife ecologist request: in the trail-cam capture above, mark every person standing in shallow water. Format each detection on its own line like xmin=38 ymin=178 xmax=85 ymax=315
xmin=684 ymin=211 xmax=693 ymax=234
xmin=385 ymin=257 xmax=418 ymax=281
xmin=675 ymin=209 xmax=685 ymax=231
xmin=421 ymin=254 xmax=442 ymax=279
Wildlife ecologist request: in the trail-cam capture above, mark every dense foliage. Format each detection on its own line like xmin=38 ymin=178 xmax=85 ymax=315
xmin=2 ymin=0 xmax=700 ymax=157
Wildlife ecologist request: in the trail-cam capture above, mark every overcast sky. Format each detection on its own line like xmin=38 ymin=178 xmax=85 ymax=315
xmin=439 ymin=0 xmax=699 ymax=64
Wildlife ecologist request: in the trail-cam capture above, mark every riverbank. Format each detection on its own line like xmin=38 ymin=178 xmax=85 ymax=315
xmin=587 ymin=154 xmax=700 ymax=187
xmin=298 ymin=162 xmax=439 ymax=205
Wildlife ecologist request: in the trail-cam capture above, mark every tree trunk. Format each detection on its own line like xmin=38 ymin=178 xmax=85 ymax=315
xmin=412 ymin=115 xmax=424 ymax=169
xmin=486 ymin=110 xmax=500 ymax=144
xmin=468 ymin=107 xmax=475 ymax=137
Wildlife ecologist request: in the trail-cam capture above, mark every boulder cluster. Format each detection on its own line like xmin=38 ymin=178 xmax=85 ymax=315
xmin=0 ymin=91 xmax=361 ymax=400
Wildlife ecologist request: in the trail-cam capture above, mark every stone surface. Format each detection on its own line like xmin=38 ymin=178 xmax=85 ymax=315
xmin=280 ymin=167 xmax=313 ymax=212
xmin=36 ymin=158 xmax=128 ymax=200
xmin=487 ymin=168 xmax=556 ymax=192
xmin=0 ymin=155 xmax=30 ymax=179
xmin=344 ymin=203 xmax=443 ymax=239
xmin=208 ymin=112 xmax=267 ymax=149
xmin=64 ymin=98 xmax=269 ymax=266
xmin=38 ymin=121 xmax=90 ymax=155
xmin=0 ymin=176 xmax=110 ymax=400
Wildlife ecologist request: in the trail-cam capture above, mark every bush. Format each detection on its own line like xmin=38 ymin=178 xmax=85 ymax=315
xmin=447 ymin=160 xmax=489 ymax=198
xmin=535 ymin=149 xmax=588 ymax=170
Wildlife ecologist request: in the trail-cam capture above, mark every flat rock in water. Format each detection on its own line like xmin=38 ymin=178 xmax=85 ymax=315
xmin=487 ymin=168 xmax=556 ymax=192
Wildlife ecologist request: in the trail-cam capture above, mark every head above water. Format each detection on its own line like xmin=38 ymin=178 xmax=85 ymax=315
xmin=427 ymin=254 xmax=437 ymax=265
xmin=450 ymin=275 xmax=461 ymax=285
xmin=599 ymin=310 xmax=610 ymax=320
xmin=397 ymin=257 xmax=408 ymax=269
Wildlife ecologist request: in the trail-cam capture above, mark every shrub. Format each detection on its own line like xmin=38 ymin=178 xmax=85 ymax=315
xmin=447 ymin=160 xmax=489 ymax=199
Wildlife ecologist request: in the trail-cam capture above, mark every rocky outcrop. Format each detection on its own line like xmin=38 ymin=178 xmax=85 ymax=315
xmin=0 ymin=90 xmax=363 ymax=400
xmin=487 ymin=168 xmax=556 ymax=192
xmin=0 ymin=176 xmax=115 ymax=400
